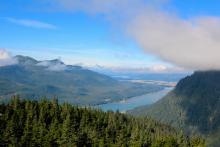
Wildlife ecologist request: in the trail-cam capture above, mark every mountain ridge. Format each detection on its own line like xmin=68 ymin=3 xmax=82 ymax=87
xmin=129 ymin=70 xmax=220 ymax=146
xmin=0 ymin=55 xmax=162 ymax=105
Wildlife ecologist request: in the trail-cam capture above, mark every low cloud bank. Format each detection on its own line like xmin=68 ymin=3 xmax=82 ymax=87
xmin=0 ymin=49 xmax=17 ymax=67
xmin=37 ymin=60 xmax=67 ymax=71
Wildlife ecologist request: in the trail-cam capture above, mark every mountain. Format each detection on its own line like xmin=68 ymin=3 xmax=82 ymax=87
xmin=0 ymin=55 xmax=162 ymax=105
xmin=129 ymin=71 xmax=220 ymax=146
xmin=0 ymin=97 xmax=205 ymax=146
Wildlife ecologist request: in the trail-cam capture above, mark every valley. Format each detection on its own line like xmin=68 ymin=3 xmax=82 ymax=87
xmin=1 ymin=1 xmax=219 ymax=146
xmin=96 ymin=87 xmax=173 ymax=112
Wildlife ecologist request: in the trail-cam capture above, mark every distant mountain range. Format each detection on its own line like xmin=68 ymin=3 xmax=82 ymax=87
xmin=129 ymin=71 xmax=220 ymax=146
xmin=0 ymin=55 xmax=162 ymax=105
xmin=91 ymin=66 xmax=189 ymax=82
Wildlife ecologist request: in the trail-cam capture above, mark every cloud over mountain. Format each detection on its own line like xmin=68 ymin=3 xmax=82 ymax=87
xmin=37 ymin=60 xmax=67 ymax=71
xmin=0 ymin=49 xmax=17 ymax=66
xmin=44 ymin=0 xmax=220 ymax=70
xmin=128 ymin=13 xmax=220 ymax=70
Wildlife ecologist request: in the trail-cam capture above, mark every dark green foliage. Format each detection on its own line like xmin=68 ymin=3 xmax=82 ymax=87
xmin=130 ymin=71 xmax=220 ymax=146
xmin=0 ymin=97 xmax=204 ymax=147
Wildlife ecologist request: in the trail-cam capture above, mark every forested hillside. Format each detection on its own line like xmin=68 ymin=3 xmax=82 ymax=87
xmin=130 ymin=71 xmax=220 ymax=146
xmin=0 ymin=97 xmax=205 ymax=147
xmin=0 ymin=55 xmax=162 ymax=105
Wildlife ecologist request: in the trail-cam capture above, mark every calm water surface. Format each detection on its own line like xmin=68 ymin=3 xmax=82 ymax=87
xmin=96 ymin=87 xmax=173 ymax=112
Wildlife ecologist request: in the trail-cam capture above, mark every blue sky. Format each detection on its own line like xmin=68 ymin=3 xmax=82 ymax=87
xmin=0 ymin=0 xmax=220 ymax=72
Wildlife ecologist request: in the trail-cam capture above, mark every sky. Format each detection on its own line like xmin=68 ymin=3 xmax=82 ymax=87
xmin=0 ymin=0 xmax=220 ymax=73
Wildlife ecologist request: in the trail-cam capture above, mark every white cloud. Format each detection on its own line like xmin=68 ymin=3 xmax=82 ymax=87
xmin=150 ymin=65 xmax=168 ymax=72
xmin=37 ymin=60 xmax=67 ymax=71
xmin=128 ymin=12 xmax=220 ymax=70
xmin=43 ymin=0 xmax=220 ymax=71
xmin=0 ymin=49 xmax=17 ymax=66
xmin=6 ymin=17 xmax=57 ymax=29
